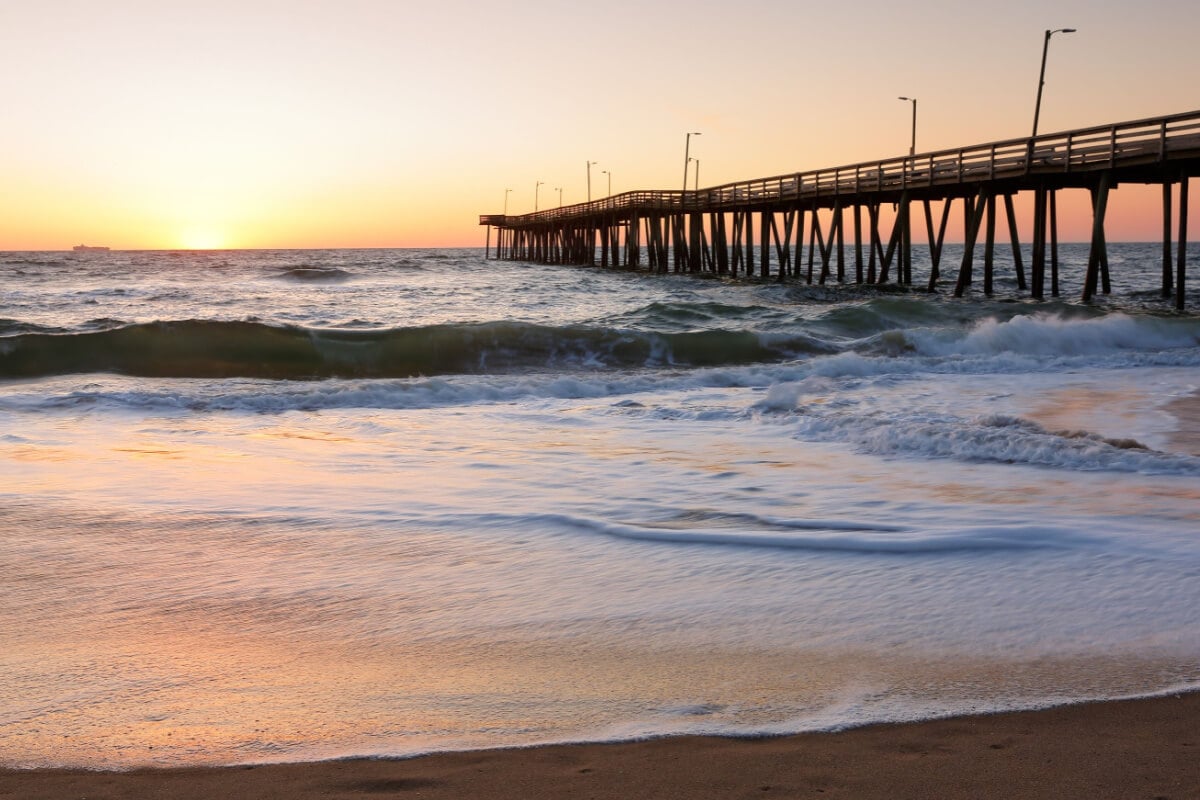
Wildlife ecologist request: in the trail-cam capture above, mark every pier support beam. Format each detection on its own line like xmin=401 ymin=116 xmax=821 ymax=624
xmin=1002 ymin=194 xmax=1026 ymax=291
xmin=790 ymin=207 xmax=805 ymax=279
xmin=761 ymin=211 xmax=771 ymax=279
xmin=745 ymin=213 xmax=755 ymax=276
xmin=777 ymin=211 xmax=794 ymax=281
xmin=1178 ymin=176 xmax=1189 ymax=311
xmin=1049 ymin=190 xmax=1060 ymax=297
xmin=954 ymin=189 xmax=989 ymax=297
xmin=853 ymin=204 xmax=864 ymax=283
xmin=983 ymin=194 xmax=996 ymax=296
xmin=924 ymin=198 xmax=951 ymax=292
xmin=1083 ymin=172 xmax=1113 ymax=302
xmin=876 ymin=194 xmax=908 ymax=285
xmin=867 ymin=204 xmax=879 ymax=284
xmin=1163 ymin=178 xmax=1175 ymax=297
xmin=1031 ymin=186 xmax=1047 ymax=300
xmin=732 ymin=213 xmax=744 ymax=277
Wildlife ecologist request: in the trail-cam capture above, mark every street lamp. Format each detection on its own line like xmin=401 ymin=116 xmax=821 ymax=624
xmin=535 ymin=181 xmax=543 ymax=211
xmin=555 ymin=187 xmax=563 ymax=207
xmin=586 ymin=161 xmax=598 ymax=202
xmin=601 ymin=169 xmax=611 ymax=197
xmin=689 ymin=157 xmax=700 ymax=191
xmin=504 ymin=188 xmax=512 ymax=215
xmin=898 ymin=96 xmax=917 ymax=157
xmin=1032 ymin=28 xmax=1076 ymax=137
xmin=683 ymin=132 xmax=701 ymax=194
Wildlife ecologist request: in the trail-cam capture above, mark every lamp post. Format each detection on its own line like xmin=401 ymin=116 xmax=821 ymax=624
xmin=897 ymin=96 xmax=917 ymax=157
xmin=601 ymin=169 xmax=611 ymax=197
xmin=586 ymin=161 xmax=598 ymax=202
xmin=1032 ymin=28 xmax=1076 ymax=137
xmin=682 ymin=132 xmax=701 ymax=194
xmin=535 ymin=181 xmax=543 ymax=212
xmin=556 ymin=187 xmax=563 ymax=207
xmin=504 ymin=188 xmax=512 ymax=215
xmin=689 ymin=157 xmax=700 ymax=191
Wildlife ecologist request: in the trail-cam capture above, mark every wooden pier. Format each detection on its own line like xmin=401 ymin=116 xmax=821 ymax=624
xmin=481 ymin=110 xmax=1200 ymax=309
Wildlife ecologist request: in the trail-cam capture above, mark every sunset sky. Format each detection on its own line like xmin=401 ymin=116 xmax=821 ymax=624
xmin=3 ymin=0 xmax=1198 ymax=250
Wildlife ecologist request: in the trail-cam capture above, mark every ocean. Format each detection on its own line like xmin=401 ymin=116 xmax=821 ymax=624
xmin=1 ymin=245 xmax=1198 ymax=769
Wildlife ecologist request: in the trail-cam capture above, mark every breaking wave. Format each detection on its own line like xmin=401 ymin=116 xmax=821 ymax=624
xmin=0 ymin=319 xmax=831 ymax=380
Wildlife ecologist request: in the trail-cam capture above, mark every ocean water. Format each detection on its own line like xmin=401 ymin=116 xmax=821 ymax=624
xmin=1 ymin=245 xmax=1198 ymax=769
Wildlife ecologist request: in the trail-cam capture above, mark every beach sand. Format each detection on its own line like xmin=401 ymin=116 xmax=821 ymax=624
xmin=3 ymin=691 xmax=1197 ymax=799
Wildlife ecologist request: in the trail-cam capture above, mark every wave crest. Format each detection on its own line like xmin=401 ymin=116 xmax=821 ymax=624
xmin=904 ymin=313 xmax=1200 ymax=358
xmin=0 ymin=319 xmax=826 ymax=380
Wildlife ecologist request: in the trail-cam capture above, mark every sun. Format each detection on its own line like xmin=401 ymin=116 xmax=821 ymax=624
xmin=178 ymin=228 xmax=229 ymax=250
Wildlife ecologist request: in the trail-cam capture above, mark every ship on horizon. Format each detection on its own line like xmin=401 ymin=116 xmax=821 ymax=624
xmin=72 ymin=244 xmax=110 ymax=252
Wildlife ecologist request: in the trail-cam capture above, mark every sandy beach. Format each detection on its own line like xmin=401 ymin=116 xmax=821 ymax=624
xmin=3 ymin=691 xmax=1197 ymax=799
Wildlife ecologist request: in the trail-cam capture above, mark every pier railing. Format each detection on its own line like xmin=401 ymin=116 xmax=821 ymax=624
xmin=482 ymin=109 xmax=1200 ymax=228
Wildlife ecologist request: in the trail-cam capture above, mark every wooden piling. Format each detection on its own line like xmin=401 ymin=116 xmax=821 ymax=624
xmin=807 ymin=211 xmax=818 ymax=284
xmin=1162 ymin=178 xmax=1174 ymax=297
xmin=1049 ymin=190 xmax=1060 ymax=297
xmin=1083 ymin=172 xmax=1112 ymax=301
xmin=983 ymin=194 xmax=996 ymax=296
xmin=867 ymin=203 xmax=879 ymax=284
xmin=745 ymin=212 xmax=755 ymax=276
xmin=853 ymin=204 xmax=864 ymax=284
xmin=924 ymin=197 xmax=951 ymax=292
xmin=760 ymin=211 xmax=771 ymax=279
xmin=1031 ymin=187 xmax=1046 ymax=300
xmin=1177 ymin=176 xmax=1189 ymax=311
xmin=1002 ymin=194 xmax=1026 ymax=291
xmin=954 ymin=189 xmax=988 ymax=297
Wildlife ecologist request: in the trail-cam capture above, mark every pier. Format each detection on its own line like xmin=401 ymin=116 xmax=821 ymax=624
xmin=481 ymin=110 xmax=1200 ymax=309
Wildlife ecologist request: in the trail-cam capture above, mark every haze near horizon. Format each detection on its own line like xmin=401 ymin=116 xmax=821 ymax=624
xmin=3 ymin=0 xmax=1199 ymax=250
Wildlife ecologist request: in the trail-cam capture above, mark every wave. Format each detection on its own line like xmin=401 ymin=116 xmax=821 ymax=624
xmin=895 ymin=312 xmax=1200 ymax=358
xmin=0 ymin=257 xmax=68 ymax=267
xmin=603 ymin=300 xmax=794 ymax=331
xmin=5 ymin=344 xmax=1199 ymax=419
xmin=514 ymin=513 xmax=1107 ymax=554
xmin=0 ymin=319 xmax=70 ymax=336
xmin=0 ymin=319 xmax=831 ymax=380
xmin=274 ymin=266 xmax=354 ymax=281
xmin=784 ymin=409 xmax=1200 ymax=476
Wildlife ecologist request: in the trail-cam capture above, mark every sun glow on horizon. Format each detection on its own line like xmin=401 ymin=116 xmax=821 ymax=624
xmin=178 ymin=228 xmax=230 ymax=251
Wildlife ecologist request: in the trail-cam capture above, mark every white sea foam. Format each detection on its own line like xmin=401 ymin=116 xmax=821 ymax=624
xmin=4 ymin=331 xmax=1199 ymax=417
xmin=906 ymin=312 xmax=1200 ymax=358
xmin=540 ymin=512 xmax=1105 ymax=554
xmin=790 ymin=409 xmax=1200 ymax=475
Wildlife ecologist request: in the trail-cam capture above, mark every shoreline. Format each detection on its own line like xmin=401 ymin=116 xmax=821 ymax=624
xmin=4 ymin=691 xmax=1197 ymax=799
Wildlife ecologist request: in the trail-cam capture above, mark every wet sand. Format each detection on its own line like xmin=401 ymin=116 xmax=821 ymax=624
xmin=1168 ymin=389 xmax=1200 ymax=455
xmin=3 ymin=691 xmax=1197 ymax=799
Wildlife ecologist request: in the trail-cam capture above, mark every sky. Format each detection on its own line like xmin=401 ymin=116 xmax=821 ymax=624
xmin=2 ymin=0 xmax=1198 ymax=250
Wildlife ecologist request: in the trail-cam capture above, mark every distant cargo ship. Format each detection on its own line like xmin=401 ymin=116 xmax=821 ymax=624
xmin=72 ymin=245 xmax=110 ymax=252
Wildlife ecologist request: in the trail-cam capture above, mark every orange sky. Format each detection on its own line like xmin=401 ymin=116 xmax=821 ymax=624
xmin=2 ymin=0 xmax=1198 ymax=250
